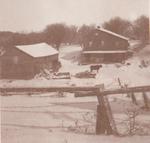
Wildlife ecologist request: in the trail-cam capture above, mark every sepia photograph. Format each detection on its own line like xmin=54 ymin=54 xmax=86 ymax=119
xmin=0 ymin=0 xmax=150 ymax=143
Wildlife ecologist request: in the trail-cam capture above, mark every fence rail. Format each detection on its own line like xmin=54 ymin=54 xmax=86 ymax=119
xmin=0 ymin=86 xmax=99 ymax=93
xmin=101 ymin=85 xmax=150 ymax=95
xmin=1 ymin=85 xmax=150 ymax=96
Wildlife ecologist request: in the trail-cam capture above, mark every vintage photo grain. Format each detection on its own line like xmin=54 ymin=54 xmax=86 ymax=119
xmin=0 ymin=0 xmax=150 ymax=143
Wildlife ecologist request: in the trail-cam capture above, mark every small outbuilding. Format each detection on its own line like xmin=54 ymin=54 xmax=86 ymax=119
xmin=0 ymin=43 xmax=59 ymax=79
xmin=82 ymin=27 xmax=132 ymax=63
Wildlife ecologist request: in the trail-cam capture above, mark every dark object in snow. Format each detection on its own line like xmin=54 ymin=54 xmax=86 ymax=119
xmin=141 ymin=60 xmax=148 ymax=67
xmin=139 ymin=60 xmax=149 ymax=68
xmin=52 ymin=72 xmax=71 ymax=79
xmin=90 ymin=64 xmax=102 ymax=72
xmin=75 ymin=71 xmax=96 ymax=78
xmin=126 ymin=62 xmax=131 ymax=66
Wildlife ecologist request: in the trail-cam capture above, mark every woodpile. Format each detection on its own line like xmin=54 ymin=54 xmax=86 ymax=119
xmin=75 ymin=71 xmax=96 ymax=78
xmin=34 ymin=69 xmax=53 ymax=80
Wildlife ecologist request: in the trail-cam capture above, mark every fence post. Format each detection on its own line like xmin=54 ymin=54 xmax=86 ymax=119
xmin=142 ymin=92 xmax=149 ymax=109
xmin=131 ymin=92 xmax=138 ymax=105
xmin=96 ymin=90 xmax=113 ymax=135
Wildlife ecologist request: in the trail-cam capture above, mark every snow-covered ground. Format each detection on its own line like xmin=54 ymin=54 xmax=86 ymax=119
xmin=1 ymin=44 xmax=150 ymax=143
xmin=1 ymin=94 xmax=150 ymax=143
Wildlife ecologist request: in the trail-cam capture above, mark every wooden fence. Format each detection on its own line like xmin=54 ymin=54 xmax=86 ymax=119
xmin=0 ymin=85 xmax=150 ymax=135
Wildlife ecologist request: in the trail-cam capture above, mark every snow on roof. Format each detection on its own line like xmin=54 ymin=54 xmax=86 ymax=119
xmin=83 ymin=50 xmax=128 ymax=54
xmin=16 ymin=43 xmax=58 ymax=58
xmin=97 ymin=27 xmax=129 ymax=41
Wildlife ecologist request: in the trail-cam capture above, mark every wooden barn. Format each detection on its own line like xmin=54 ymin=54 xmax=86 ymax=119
xmin=82 ymin=27 xmax=131 ymax=63
xmin=0 ymin=43 xmax=59 ymax=79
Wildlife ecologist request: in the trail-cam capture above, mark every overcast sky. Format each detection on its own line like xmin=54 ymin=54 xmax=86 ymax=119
xmin=0 ymin=0 xmax=149 ymax=32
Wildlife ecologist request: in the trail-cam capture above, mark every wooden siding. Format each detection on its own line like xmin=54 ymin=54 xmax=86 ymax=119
xmin=82 ymin=29 xmax=130 ymax=63
xmin=83 ymin=29 xmax=129 ymax=51
xmin=0 ymin=46 xmax=58 ymax=79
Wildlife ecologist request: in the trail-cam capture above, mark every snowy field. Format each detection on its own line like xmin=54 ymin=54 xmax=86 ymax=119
xmin=1 ymin=43 xmax=150 ymax=143
xmin=1 ymin=93 xmax=150 ymax=143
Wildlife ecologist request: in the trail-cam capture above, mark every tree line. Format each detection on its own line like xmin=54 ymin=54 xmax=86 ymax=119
xmin=0 ymin=15 xmax=149 ymax=50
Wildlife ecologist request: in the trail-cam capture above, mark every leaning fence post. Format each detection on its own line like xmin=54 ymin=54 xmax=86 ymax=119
xmin=142 ymin=92 xmax=149 ymax=109
xmin=96 ymin=89 xmax=113 ymax=135
xmin=131 ymin=92 xmax=138 ymax=105
xmin=96 ymin=104 xmax=105 ymax=134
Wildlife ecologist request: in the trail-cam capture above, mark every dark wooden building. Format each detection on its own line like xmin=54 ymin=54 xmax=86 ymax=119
xmin=0 ymin=43 xmax=59 ymax=79
xmin=82 ymin=27 xmax=131 ymax=63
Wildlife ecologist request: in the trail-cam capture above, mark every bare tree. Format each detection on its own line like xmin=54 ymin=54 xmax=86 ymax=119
xmin=44 ymin=23 xmax=66 ymax=49
xmin=64 ymin=25 xmax=78 ymax=45
xmin=102 ymin=17 xmax=133 ymax=37
xmin=133 ymin=15 xmax=149 ymax=43
xmin=77 ymin=24 xmax=95 ymax=47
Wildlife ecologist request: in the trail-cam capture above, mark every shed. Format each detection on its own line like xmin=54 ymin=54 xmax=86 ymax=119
xmin=82 ymin=27 xmax=131 ymax=63
xmin=0 ymin=43 xmax=59 ymax=79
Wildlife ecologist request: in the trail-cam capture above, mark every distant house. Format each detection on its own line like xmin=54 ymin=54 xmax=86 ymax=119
xmin=0 ymin=43 xmax=59 ymax=79
xmin=82 ymin=27 xmax=131 ymax=63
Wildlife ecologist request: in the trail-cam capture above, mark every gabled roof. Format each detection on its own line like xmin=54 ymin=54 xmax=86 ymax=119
xmin=16 ymin=43 xmax=58 ymax=58
xmin=97 ymin=27 xmax=129 ymax=41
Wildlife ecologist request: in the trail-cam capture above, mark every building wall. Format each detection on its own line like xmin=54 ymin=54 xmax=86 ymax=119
xmin=0 ymin=47 xmax=59 ymax=79
xmin=84 ymin=30 xmax=129 ymax=51
xmin=33 ymin=54 xmax=59 ymax=73
xmin=1 ymin=47 xmax=34 ymax=79
xmin=82 ymin=29 xmax=129 ymax=63
xmin=83 ymin=53 xmax=127 ymax=63
xmin=0 ymin=60 xmax=2 ymax=79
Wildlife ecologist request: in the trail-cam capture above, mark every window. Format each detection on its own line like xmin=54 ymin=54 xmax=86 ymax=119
xmin=95 ymin=32 xmax=99 ymax=36
xmin=89 ymin=41 xmax=93 ymax=47
xmin=13 ymin=56 xmax=18 ymax=64
xmin=101 ymin=40 xmax=105 ymax=46
xmin=115 ymin=42 xmax=119 ymax=46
